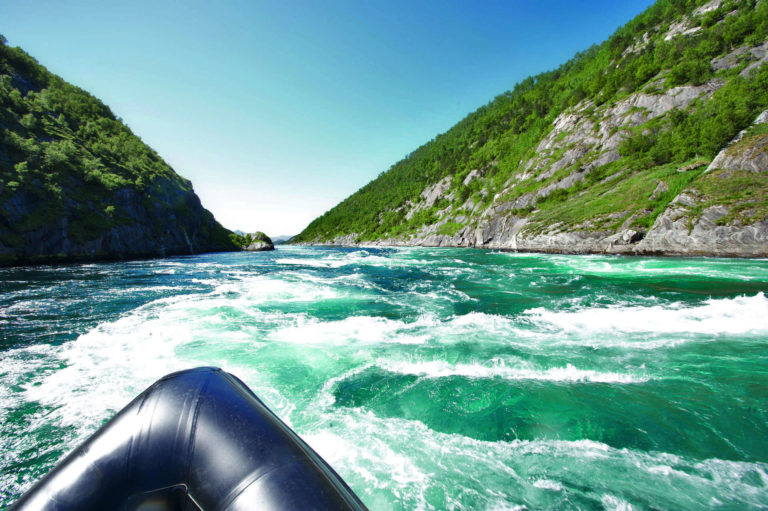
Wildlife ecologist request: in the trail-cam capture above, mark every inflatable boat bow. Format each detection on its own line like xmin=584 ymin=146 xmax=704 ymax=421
xmin=12 ymin=367 xmax=367 ymax=511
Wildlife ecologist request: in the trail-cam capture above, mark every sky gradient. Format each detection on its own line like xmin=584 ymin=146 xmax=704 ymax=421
xmin=1 ymin=0 xmax=655 ymax=236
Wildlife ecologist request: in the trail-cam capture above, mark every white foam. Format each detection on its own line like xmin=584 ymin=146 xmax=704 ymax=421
xmin=275 ymin=250 xmax=398 ymax=269
xmin=215 ymin=273 xmax=343 ymax=303
xmin=532 ymin=479 xmax=563 ymax=491
xmin=0 ymin=269 xmax=388 ymax=464
xmin=269 ymin=315 xmax=434 ymax=346
xmin=450 ymin=311 xmax=521 ymax=332
xmin=10 ymin=286 xmax=296 ymax=439
xmin=275 ymin=247 xmax=449 ymax=271
xmin=601 ymin=494 xmax=637 ymax=511
xmin=485 ymin=504 xmax=527 ymax=511
xmin=303 ymin=410 xmax=768 ymax=510
xmin=275 ymin=257 xmax=349 ymax=268
xmin=375 ymin=359 xmax=648 ymax=384
xmin=526 ymin=292 xmax=768 ymax=336
xmin=0 ymin=345 xmax=59 ymax=422
xmin=499 ymin=252 xmax=768 ymax=281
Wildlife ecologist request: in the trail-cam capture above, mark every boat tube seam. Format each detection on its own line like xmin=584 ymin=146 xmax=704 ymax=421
xmin=215 ymin=458 xmax=305 ymax=511
xmin=128 ymin=382 xmax=155 ymax=483
xmin=184 ymin=368 xmax=212 ymax=487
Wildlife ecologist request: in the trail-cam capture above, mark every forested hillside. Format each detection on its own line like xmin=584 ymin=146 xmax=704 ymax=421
xmin=0 ymin=36 xmax=239 ymax=265
xmin=295 ymin=0 xmax=768 ymax=257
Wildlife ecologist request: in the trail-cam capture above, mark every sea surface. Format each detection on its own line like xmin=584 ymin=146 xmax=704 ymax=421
xmin=1 ymin=246 xmax=767 ymax=510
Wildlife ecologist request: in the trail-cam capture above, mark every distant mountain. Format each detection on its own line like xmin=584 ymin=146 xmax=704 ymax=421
xmin=0 ymin=36 xmax=240 ymax=265
xmin=271 ymin=235 xmax=294 ymax=244
xmin=294 ymin=0 xmax=768 ymax=257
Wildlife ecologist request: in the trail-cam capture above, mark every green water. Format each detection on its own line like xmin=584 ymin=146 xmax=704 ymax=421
xmin=1 ymin=247 xmax=767 ymax=509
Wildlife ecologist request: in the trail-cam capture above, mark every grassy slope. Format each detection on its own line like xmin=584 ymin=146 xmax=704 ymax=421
xmin=294 ymin=0 xmax=768 ymax=244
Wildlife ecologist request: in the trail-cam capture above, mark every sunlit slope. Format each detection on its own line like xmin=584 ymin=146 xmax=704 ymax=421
xmin=295 ymin=0 xmax=768 ymax=256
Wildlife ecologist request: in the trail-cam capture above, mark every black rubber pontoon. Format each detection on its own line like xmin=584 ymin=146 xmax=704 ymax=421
xmin=12 ymin=367 xmax=367 ymax=511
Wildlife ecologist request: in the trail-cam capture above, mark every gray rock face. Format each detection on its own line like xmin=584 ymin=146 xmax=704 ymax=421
xmin=712 ymin=46 xmax=750 ymax=71
xmin=315 ymin=233 xmax=360 ymax=247
xmin=317 ymin=169 xmax=768 ymax=256
xmin=0 ymin=177 xmax=236 ymax=265
xmin=245 ymin=240 xmax=274 ymax=251
xmin=711 ymin=40 xmax=768 ymax=75
xmin=509 ymin=81 xmax=722 ymax=190
xmin=650 ymin=181 xmax=670 ymax=200
xmin=637 ymin=196 xmax=768 ymax=257
xmin=741 ymin=41 xmax=768 ymax=77
xmin=708 ymin=110 xmax=768 ymax=173
xmin=711 ymin=135 xmax=768 ymax=172
xmin=405 ymin=176 xmax=452 ymax=220
xmin=316 ymin=206 xmax=768 ymax=257
xmin=463 ymin=169 xmax=484 ymax=186
xmin=662 ymin=0 xmax=721 ymax=42
xmin=393 ymin=80 xmax=724 ymax=228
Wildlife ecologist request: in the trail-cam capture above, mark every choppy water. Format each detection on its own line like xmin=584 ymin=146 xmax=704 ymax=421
xmin=1 ymin=246 xmax=768 ymax=510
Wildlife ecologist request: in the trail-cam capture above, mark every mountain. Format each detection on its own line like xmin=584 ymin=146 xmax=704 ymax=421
xmin=271 ymin=235 xmax=295 ymax=244
xmin=0 ymin=36 xmax=240 ymax=265
xmin=294 ymin=0 xmax=768 ymax=257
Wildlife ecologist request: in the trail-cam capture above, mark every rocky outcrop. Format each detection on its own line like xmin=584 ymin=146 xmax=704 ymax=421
xmin=243 ymin=231 xmax=274 ymax=251
xmin=711 ymin=41 xmax=768 ymax=76
xmin=494 ymin=80 xmax=724 ymax=204
xmin=324 ymin=203 xmax=767 ymax=258
xmin=405 ymin=176 xmax=453 ymax=220
xmin=381 ymin=79 xmax=729 ymax=247
xmin=663 ymin=0 xmax=722 ymax=41
xmin=636 ymin=193 xmax=768 ymax=257
xmin=245 ymin=240 xmax=273 ymax=251
xmin=708 ymin=110 xmax=768 ymax=172
xmin=709 ymin=133 xmax=768 ymax=173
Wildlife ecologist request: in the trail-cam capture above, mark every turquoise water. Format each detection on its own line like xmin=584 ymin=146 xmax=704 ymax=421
xmin=1 ymin=246 xmax=768 ymax=510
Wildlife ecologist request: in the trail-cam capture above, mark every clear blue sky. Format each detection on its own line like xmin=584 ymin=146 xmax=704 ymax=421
xmin=2 ymin=0 xmax=654 ymax=236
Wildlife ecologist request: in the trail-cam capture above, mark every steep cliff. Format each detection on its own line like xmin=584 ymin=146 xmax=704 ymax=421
xmin=295 ymin=0 xmax=768 ymax=257
xmin=0 ymin=36 xmax=238 ymax=265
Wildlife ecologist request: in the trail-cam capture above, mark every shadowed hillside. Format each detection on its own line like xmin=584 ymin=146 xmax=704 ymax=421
xmin=0 ymin=36 xmax=240 ymax=265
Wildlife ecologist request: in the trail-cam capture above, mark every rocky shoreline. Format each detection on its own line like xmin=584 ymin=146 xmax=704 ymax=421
xmin=306 ymin=199 xmax=768 ymax=258
xmin=307 ymin=198 xmax=768 ymax=258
